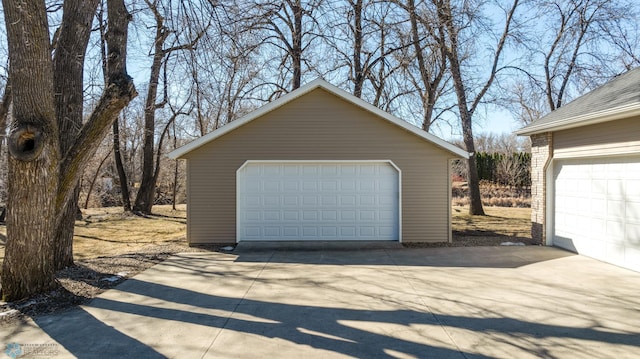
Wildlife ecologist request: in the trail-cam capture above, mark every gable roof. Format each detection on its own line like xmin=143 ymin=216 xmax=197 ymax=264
xmin=516 ymin=67 xmax=640 ymax=136
xmin=168 ymin=78 xmax=469 ymax=159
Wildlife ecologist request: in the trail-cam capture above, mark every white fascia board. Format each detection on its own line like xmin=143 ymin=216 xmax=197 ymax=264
xmin=516 ymin=103 xmax=640 ymax=136
xmin=169 ymin=78 xmax=469 ymax=159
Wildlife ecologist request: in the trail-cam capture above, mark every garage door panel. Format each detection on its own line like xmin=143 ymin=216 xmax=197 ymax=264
xmin=607 ymin=199 xmax=626 ymax=219
xmin=628 ymin=180 xmax=640 ymax=198
xmin=245 ymin=227 xmax=261 ymax=238
xmin=607 ymin=220 xmax=625 ymax=242
xmin=341 ymin=180 xmax=356 ymax=191
xmin=554 ymin=157 xmax=640 ymax=271
xmin=302 ymin=196 xmax=317 ymax=206
xmin=283 ymin=211 xmax=298 ymax=220
xmin=321 ymin=227 xmax=338 ymax=237
xmin=590 ymin=218 xmax=606 ymax=236
xmin=264 ymin=211 xmax=280 ymax=220
xmin=359 ymin=195 xmax=375 ymax=206
xmin=591 ymin=198 xmax=606 ymax=217
xmin=264 ymin=227 xmax=280 ymax=237
xmin=283 ymin=181 xmax=298 ymax=191
xmin=341 ymin=227 xmax=356 ymax=237
xmin=321 ymin=196 xmax=337 ymax=206
xmin=283 ymin=196 xmax=298 ymax=206
xmin=302 ymin=211 xmax=317 ymax=220
xmin=359 ymin=179 xmax=375 ymax=191
xmin=283 ymin=227 xmax=299 ymax=237
xmin=359 ymin=227 xmax=375 ymax=237
xmin=379 ymin=227 xmax=395 ymax=236
xmin=238 ymin=162 xmax=399 ymax=241
xmin=322 ymin=211 xmax=337 ymax=220
xmin=303 ymin=166 xmax=318 ymax=175
xmin=627 ymin=201 xmax=640 ymax=223
xmin=626 ymin=223 xmax=640 ymax=240
xmin=302 ymin=227 xmax=317 ymax=237
xmin=302 ymin=181 xmax=317 ymax=191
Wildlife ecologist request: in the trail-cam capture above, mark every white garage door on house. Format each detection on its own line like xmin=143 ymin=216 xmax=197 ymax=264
xmin=553 ymin=156 xmax=640 ymax=271
xmin=237 ymin=161 xmax=400 ymax=241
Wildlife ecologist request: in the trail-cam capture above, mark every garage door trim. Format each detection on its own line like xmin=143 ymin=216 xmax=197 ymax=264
xmin=236 ymin=160 xmax=402 ymax=243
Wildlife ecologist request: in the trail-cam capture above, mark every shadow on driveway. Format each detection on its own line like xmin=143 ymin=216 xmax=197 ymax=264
xmin=24 ymin=247 xmax=640 ymax=358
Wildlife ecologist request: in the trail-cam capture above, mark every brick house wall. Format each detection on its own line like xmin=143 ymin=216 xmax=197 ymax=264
xmin=530 ymin=132 xmax=553 ymax=244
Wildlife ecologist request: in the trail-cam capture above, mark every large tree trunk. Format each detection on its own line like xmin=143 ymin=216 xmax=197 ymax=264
xmin=451 ymin=63 xmax=484 ymax=215
xmin=461 ymin=118 xmax=484 ymax=215
xmin=54 ymin=187 xmax=81 ymax=270
xmin=1 ymin=0 xmax=60 ymax=300
xmin=52 ymin=0 xmax=100 ymax=270
xmin=436 ymin=0 xmax=485 ymax=215
xmin=133 ymin=2 xmax=167 ymax=214
xmin=1 ymin=0 xmax=136 ymax=301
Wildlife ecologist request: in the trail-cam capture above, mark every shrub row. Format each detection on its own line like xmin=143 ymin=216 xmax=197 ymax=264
xmin=454 ymin=152 xmax=531 ymax=188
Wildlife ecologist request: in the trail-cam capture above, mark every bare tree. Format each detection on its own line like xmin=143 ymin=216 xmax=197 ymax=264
xmin=434 ymin=0 xmax=520 ymax=216
xmin=1 ymin=0 xmax=136 ymax=300
xmin=240 ymin=0 xmax=325 ymax=92
xmin=133 ymin=0 xmax=206 ymax=215
xmin=333 ymin=0 xmax=407 ymax=105
xmin=331 ymin=0 xmax=398 ymax=98
xmin=504 ymin=0 xmax=640 ymax=121
xmin=540 ymin=0 xmax=626 ymax=110
xmin=397 ymin=0 xmax=449 ymax=132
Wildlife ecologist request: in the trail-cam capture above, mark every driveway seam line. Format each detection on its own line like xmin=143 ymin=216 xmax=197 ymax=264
xmin=200 ymin=250 xmax=276 ymax=359
xmin=384 ymin=248 xmax=469 ymax=359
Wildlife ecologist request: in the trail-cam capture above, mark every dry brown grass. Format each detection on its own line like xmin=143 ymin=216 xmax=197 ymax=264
xmin=73 ymin=205 xmax=188 ymax=260
xmin=0 ymin=204 xmax=534 ymax=264
xmin=451 ymin=205 xmax=535 ymax=246
xmin=452 ymin=205 xmax=531 ymax=236
xmin=0 ymin=205 xmax=188 ymax=265
xmin=452 ymin=181 xmax=531 ymax=208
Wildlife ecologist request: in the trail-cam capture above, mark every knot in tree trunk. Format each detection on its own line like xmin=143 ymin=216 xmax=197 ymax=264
xmin=8 ymin=124 xmax=45 ymax=161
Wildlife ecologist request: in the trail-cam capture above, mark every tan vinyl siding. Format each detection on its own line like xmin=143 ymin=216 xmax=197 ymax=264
xmin=185 ymin=88 xmax=454 ymax=244
xmin=554 ymin=117 xmax=640 ymax=158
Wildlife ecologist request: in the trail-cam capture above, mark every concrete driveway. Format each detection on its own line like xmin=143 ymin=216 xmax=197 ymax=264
xmin=3 ymin=246 xmax=640 ymax=358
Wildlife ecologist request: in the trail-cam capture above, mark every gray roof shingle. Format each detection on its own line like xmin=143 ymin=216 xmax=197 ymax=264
xmin=517 ymin=67 xmax=640 ymax=135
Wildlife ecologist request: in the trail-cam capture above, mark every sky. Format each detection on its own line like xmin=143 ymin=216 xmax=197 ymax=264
xmin=423 ymin=107 xmax=525 ymax=143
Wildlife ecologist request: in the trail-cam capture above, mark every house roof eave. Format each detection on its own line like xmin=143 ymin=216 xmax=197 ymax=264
xmin=516 ymin=102 xmax=640 ymax=136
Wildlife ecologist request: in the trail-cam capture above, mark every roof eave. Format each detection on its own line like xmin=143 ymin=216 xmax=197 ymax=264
xmin=516 ymin=102 xmax=640 ymax=136
xmin=168 ymin=78 xmax=469 ymax=159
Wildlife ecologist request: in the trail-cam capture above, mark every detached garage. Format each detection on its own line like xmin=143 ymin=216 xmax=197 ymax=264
xmin=169 ymin=79 xmax=468 ymax=245
xmin=518 ymin=67 xmax=640 ymax=272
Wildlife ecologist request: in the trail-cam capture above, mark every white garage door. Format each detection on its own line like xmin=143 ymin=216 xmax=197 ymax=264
xmin=554 ymin=157 xmax=640 ymax=271
xmin=237 ymin=161 xmax=400 ymax=241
